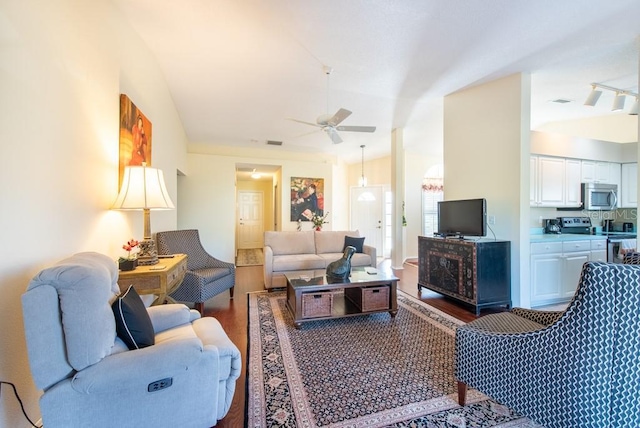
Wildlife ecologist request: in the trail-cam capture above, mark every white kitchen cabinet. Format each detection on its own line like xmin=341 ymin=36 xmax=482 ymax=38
xmin=621 ymin=163 xmax=638 ymax=208
xmin=565 ymin=159 xmax=582 ymax=207
xmin=531 ymin=242 xmax=563 ymax=304
xmin=581 ymin=161 xmax=596 ymax=183
xmin=590 ymin=238 xmax=607 ymax=262
xmin=534 ymin=156 xmax=565 ymax=207
xmin=561 ymin=241 xmax=591 ymax=300
xmin=608 ymin=163 xmax=621 ymax=189
xmin=530 ymin=239 xmax=605 ymax=307
xmin=530 ymin=156 xmax=538 ymax=206
xmin=531 ymin=156 xmax=582 ymax=208
xmin=581 ymin=161 xmax=616 ymax=184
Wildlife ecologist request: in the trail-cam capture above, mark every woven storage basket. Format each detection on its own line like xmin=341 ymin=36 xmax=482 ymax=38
xmin=301 ymin=292 xmax=333 ymax=318
xmin=345 ymin=286 xmax=389 ymax=312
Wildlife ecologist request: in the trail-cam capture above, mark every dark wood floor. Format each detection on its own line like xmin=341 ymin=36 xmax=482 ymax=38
xmin=204 ymin=260 xmax=501 ymax=427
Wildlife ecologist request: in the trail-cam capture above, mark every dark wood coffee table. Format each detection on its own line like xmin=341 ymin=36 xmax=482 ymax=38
xmin=285 ymin=267 xmax=398 ymax=328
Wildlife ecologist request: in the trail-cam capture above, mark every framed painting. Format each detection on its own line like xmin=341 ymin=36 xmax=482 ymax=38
xmin=291 ymin=177 xmax=324 ymax=221
xmin=119 ymin=94 xmax=152 ymax=186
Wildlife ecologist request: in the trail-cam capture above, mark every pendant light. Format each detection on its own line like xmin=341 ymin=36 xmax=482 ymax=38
xmin=356 ymin=145 xmax=375 ymax=201
xmin=358 ymin=144 xmax=367 ymax=187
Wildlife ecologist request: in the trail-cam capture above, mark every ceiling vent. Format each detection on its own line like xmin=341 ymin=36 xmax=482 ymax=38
xmin=551 ymin=99 xmax=572 ymax=104
xmin=266 ymin=140 xmax=283 ymax=146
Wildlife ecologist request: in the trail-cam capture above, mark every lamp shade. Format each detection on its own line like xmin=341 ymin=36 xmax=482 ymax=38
xmin=112 ymin=165 xmax=174 ymax=210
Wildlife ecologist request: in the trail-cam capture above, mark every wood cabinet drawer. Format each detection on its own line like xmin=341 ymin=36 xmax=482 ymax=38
xmin=531 ymin=242 xmax=563 ymax=254
xmin=562 ymin=241 xmax=591 ymax=253
xmin=591 ymin=240 xmax=607 ymax=251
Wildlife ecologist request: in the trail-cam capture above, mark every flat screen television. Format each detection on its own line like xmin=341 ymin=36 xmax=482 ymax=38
xmin=437 ymin=198 xmax=487 ymax=238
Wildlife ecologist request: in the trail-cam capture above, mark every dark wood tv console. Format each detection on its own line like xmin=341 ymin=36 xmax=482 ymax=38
xmin=418 ymin=236 xmax=511 ymax=315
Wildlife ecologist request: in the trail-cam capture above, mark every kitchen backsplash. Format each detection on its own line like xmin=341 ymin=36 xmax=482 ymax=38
xmin=530 ymin=207 xmax=637 ymax=229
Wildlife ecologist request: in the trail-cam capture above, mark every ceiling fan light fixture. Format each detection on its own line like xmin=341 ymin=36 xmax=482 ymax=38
xmin=612 ymin=92 xmax=626 ymax=111
xmin=584 ymin=85 xmax=602 ymax=106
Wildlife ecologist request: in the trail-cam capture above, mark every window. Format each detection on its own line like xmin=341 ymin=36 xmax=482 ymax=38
xmin=422 ymin=164 xmax=444 ymax=236
xmin=422 ymin=189 xmax=443 ymax=236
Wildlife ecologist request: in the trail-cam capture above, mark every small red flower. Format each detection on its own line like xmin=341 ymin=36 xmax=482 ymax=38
xmin=122 ymin=239 xmax=140 ymax=259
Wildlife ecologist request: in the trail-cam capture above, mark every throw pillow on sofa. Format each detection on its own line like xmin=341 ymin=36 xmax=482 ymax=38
xmin=344 ymin=236 xmax=365 ymax=253
xmin=112 ymin=285 xmax=155 ymax=350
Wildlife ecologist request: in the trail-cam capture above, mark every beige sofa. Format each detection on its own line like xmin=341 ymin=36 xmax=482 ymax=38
xmin=263 ymin=230 xmax=377 ymax=289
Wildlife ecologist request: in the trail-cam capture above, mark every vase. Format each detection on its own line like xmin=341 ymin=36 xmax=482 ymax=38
xmin=118 ymin=259 xmax=138 ymax=271
xmin=315 ymin=226 xmax=322 ymax=231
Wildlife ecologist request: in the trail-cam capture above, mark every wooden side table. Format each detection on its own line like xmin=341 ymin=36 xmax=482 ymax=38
xmin=117 ymin=254 xmax=188 ymax=305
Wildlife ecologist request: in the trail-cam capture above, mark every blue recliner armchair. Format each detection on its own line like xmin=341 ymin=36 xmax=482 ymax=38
xmin=22 ymin=252 xmax=241 ymax=428
xmin=455 ymin=262 xmax=640 ymax=428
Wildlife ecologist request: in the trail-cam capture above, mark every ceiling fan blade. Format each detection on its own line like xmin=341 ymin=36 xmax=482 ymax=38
xmin=336 ymin=125 xmax=376 ymax=133
xmin=325 ymin=127 xmax=343 ymax=144
xmin=327 ymin=108 xmax=352 ymax=127
xmin=287 ymin=118 xmax=322 ymax=128
xmin=293 ymin=129 xmax=321 ymax=138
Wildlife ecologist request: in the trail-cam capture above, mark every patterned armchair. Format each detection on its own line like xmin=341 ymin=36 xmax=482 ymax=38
xmin=455 ymin=262 xmax=640 ymax=428
xmin=623 ymin=251 xmax=640 ymax=264
xmin=156 ymin=229 xmax=235 ymax=314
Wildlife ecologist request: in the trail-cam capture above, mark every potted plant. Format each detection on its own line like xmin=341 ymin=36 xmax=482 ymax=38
xmin=118 ymin=239 xmax=139 ymax=271
xmin=311 ymin=211 xmax=330 ymax=231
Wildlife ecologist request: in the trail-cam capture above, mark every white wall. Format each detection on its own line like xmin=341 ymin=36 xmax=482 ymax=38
xmin=403 ymin=151 xmax=443 ymax=258
xmin=531 ymin=131 xmax=633 ymax=162
xmin=0 ymin=1 xmax=187 ymax=425
xmin=444 ymin=73 xmax=531 ymax=307
xmin=179 ymin=151 xmax=340 ymax=263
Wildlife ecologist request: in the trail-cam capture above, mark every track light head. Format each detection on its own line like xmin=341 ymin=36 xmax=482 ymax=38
xmin=630 ymin=97 xmax=639 ymax=115
xmin=612 ymin=92 xmax=626 ymax=111
xmin=584 ymin=86 xmax=602 ymax=106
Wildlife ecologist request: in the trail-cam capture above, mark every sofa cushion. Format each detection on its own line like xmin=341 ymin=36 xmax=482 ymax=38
xmin=265 ymin=230 xmax=315 ymax=256
xmin=318 ymin=253 xmax=372 ymax=267
xmin=315 ymin=230 xmax=360 ymax=254
xmin=112 ymin=285 xmax=155 ymax=350
xmin=272 ymin=254 xmax=326 ymax=272
xmin=344 ymin=236 xmax=365 ymax=253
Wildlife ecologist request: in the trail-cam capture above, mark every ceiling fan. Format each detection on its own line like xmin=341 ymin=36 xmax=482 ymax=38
xmin=288 ymin=66 xmax=376 ymax=144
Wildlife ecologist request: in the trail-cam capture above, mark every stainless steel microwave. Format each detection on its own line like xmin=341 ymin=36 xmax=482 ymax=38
xmin=581 ymin=183 xmax=618 ymax=210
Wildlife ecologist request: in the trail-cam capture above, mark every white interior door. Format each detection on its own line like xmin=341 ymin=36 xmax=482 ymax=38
xmin=350 ymin=186 xmax=384 ymax=256
xmin=237 ymin=191 xmax=264 ymax=249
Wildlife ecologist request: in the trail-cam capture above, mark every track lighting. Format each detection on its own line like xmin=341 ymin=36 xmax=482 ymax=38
xmin=612 ymin=92 xmax=626 ymax=111
xmin=630 ymin=97 xmax=639 ymax=115
xmin=584 ymin=85 xmax=602 ymax=106
xmin=584 ymin=83 xmax=638 ymax=114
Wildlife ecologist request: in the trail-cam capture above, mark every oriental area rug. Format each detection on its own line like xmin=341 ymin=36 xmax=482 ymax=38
xmin=247 ymin=290 xmax=539 ymax=427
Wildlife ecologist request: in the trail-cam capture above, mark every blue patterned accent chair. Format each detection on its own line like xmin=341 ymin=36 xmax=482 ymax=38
xmin=455 ymin=261 xmax=640 ymax=428
xmin=623 ymin=251 xmax=640 ymax=265
xmin=156 ymin=229 xmax=235 ymax=314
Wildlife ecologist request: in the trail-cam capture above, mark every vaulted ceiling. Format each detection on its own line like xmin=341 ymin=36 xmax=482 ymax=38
xmin=114 ymin=0 xmax=640 ymax=164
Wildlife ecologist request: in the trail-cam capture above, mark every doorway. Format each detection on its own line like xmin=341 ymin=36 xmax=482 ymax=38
xmin=237 ymin=190 xmax=264 ymax=249
xmin=350 ymin=186 xmax=385 ymax=257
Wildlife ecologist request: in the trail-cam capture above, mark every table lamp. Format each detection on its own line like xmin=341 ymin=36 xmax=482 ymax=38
xmin=112 ymin=163 xmax=174 ymax=265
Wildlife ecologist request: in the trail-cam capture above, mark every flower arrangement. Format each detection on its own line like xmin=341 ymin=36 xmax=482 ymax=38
xmin=119 ymin=239 xmax=139 ymax=263
xmin=311 ymin=211 xmax=329 ymax=231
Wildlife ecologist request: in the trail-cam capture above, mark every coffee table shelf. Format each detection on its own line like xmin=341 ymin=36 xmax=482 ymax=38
xmin=285 ymin=268 xmax=399 ymax=329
